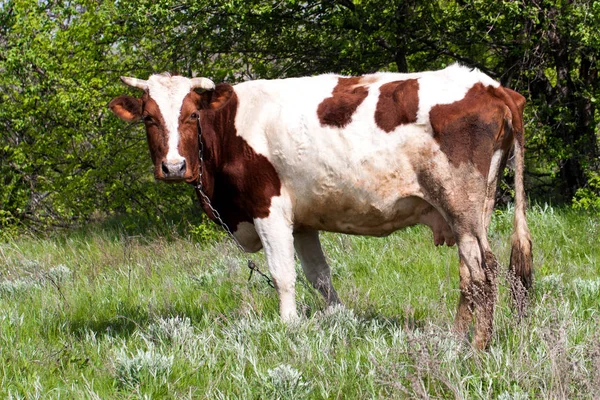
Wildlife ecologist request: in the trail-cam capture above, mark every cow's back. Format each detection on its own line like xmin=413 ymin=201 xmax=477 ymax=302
xmin=231 ymin=65 xmax=505 ymax=234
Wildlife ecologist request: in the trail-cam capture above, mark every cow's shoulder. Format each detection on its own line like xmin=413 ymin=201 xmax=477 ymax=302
xmin=197 ymin=82 xmax=283 ymax=228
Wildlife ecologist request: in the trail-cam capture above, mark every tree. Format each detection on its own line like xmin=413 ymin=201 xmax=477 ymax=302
xmin=1 ymin=0 xmax=598 ymax=234
xmin=0 ymin=0 xmax=198 ymax=231
xmin=403 ymin=0 xmax=600 ymax=201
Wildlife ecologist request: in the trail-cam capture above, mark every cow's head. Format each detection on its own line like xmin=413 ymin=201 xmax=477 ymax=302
xmin=108 ymin=74 xmax=215 ymax=183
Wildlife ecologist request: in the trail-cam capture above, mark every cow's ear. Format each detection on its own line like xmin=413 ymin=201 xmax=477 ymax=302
xmin=196 ymin=84 xmax=233 ymax=110
xmin=109 ymin=96 xmax=142 ymax=122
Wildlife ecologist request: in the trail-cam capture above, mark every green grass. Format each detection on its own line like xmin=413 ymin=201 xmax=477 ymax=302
xmin=0 ymin=205 xmax=598 ymax=398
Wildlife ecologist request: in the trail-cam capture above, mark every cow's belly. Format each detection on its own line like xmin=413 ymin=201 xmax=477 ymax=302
xmin=259 ymin=120 xmax=455 ymax=243
xmin=294 ymin=194 xmax=433 ymax=236
xmin=285 ymin=157 xmax=455 ymax=244
xmin=284 ymin=143 xmax=423 ymax=233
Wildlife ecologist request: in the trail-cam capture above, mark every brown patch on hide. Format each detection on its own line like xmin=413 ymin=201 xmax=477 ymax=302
xmin=317 ymin=77 xmax=369 ymax=128
xmin=110 ymin=93 xmax=172 ymax=180
xmin=175 ymin=92 xmax=203 ymax=182
xmin=429 ymin=83 xmax=508 ymax=177
xmin=140 ymin=95 xmax=171 ymax=180
xmin=505 ymin=88 xmax=526 ymax=115
xmin=495 ymin=86 xmax=525 ymax=147
xmin=375 ymin=79 xmax=419 ymax=132
xmin=189 ymin=84 xmax=282 ymax=230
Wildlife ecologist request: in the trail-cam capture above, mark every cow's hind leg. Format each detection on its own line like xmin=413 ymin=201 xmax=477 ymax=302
xmin=293 ymin=230 xmax=341 ymax=308
xmin=454 ymin=258 xmax=474 ymax=338
xmin=455 ymin=151 xmax=505 ymax=342
xmin=253 ymin=196 xmax=298 ymax=321
xmin=455 ymin=232 xmax=499 ymax=349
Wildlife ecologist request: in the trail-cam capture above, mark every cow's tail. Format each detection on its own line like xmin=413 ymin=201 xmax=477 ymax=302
xmin=503 ymin=88 xmax=533 ymax=311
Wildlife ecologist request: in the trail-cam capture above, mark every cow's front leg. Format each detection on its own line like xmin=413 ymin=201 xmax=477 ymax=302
xmin=253 ymin=197 xmax=297 ymax=321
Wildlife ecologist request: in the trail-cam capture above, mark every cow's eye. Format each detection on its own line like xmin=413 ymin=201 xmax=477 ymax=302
xmin=190 ymin=112 xmax=199 ymax=120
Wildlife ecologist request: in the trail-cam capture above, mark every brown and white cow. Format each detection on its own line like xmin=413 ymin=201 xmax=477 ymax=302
xmin=109 ymin=64 xmax=532 ymax=349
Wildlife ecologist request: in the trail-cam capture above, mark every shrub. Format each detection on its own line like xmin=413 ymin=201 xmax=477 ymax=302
xmin=265 ymin=364 xmax=310 ymax=399
xmin=573 ymin=171 xmax=600 ymax=211
xmin=113 ymin=344 xmax=173 ymax=388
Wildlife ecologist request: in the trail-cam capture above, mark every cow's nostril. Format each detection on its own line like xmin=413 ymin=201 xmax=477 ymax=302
xmin=161 ymin=160 xmax=186 ymax=178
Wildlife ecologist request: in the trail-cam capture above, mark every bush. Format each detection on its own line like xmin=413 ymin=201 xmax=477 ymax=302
xmin=113 ymin=344 xmax=173 ymax=388
xmin=572 ymin=172 xmax=600 ymax=212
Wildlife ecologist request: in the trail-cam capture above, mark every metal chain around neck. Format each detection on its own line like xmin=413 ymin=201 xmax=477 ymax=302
xmin=191 ymin=116 xmax=275 ymax=289
xmin=192 ymin=116 xmax=246 ymax=252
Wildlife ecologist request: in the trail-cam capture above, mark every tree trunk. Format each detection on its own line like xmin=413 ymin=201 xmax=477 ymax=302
xmin=394 ymin=1 xmax=410 ymax=73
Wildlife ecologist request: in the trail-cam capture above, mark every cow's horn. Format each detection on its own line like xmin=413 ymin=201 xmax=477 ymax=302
xmin=190 ymin=77 xmax=215 ymax=91
xmin=120 ymin=76 xmax=149 ymax=90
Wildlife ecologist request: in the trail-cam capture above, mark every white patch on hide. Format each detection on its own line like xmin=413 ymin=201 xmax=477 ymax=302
xmin=232 ymin=221 xmax=262 ymax=252
xmin=488 ymin=149 xmax=504 ymax=186
xmin=253 ymin=194 xmax=297 ymax=321
xmin=147 ymin=75 xmax=194 ymax=163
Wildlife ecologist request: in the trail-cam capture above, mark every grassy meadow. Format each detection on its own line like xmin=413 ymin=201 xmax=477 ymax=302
xmin=0 ymin=205 xmax=599 ymax=398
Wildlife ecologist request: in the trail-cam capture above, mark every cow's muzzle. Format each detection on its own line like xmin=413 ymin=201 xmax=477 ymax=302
xmin=161 ymin=159 xmax=187 ymax=180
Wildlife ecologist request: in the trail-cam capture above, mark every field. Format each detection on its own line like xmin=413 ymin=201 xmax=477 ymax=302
xmin=1 ymin=205 xmax=599 ymax=398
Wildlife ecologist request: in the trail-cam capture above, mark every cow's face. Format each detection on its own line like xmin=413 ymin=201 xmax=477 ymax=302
xmin=109 ymin=75 xmax=215 ymax=183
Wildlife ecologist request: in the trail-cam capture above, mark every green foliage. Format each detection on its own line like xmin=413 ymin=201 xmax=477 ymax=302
xmin=1 ymin=0 xmax=186 ymax=230
xmin=1 ymin=0 xmax=599 ymax=234
xmin=573 ymin=171 xmax=600 ymax=211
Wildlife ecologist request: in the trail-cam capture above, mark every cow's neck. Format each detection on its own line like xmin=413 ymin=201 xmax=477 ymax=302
xmin=193 ymin=109 xmax=222 ymax=220
xmin=194 ymin=93 xmax=251 ymax=229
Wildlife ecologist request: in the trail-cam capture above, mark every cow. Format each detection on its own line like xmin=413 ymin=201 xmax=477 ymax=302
xmin=109 ymin=64 xmax=532 ymax=349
